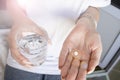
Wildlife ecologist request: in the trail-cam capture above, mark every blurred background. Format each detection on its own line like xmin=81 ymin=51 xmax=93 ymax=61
xmin=0 ymin=0 xmax=120 ymax=80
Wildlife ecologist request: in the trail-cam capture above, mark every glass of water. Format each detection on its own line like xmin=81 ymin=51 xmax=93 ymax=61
xmin=16 ymin=32 xmax=47 ymax=66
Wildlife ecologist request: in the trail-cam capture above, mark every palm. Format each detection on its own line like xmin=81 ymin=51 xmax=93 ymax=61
xmin=59 ymin=24 xmax=102 ymax=80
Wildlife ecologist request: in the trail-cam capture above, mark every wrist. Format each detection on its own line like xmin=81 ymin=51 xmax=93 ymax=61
xmin=76 ymin=14 xmax=98 ymax=30
xmin=81 ymin=14 xmax=97 ymax=28
xmin=76 ymin=7 xmax=100 ymax=30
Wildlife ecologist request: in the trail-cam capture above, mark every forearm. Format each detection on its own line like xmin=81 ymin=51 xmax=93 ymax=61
xmin=6 ymin=0 xmax=28 ymax=24
xmin=76 ymin=6 xmax=100 ymax=29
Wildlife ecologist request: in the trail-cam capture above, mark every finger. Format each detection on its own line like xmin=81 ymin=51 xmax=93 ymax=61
xmin=87 ymin=48 xmax=102 ymax=74
xmin=38 ymin=27 xmax=51 ymax=44
xmin=29 ymin=26 xmax=51 ymax=44
xmin=10 ymin=47 xmax=33 ymax=67
xmin=59 ymin=45 xmax=69 ymax=69
xmin=76 ymin=61 xmax=88 ymax=80
xmin=61 ymin=54 xmax=73 ymax=78
xmin=9 ymin=32 xmax=33 ymax=67
xmin=66 ymin=59 xmax=80 ymax=80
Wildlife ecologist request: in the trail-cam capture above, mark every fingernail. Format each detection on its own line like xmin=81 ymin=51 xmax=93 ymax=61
xmin=87 ymin=70 xmax=94 ymax=74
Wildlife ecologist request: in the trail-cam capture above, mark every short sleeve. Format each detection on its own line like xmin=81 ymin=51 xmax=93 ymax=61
xmin=89 ymin=0 xmax=111 ymax=7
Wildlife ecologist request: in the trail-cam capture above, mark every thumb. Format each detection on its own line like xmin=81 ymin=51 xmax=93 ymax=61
xmin=37 ymin=28 xmax=52 ymax=45
xmin=87 ymin=48 xmax=102 ymax=74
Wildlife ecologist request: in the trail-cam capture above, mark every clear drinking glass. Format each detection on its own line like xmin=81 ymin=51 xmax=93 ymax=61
xmin=16 ymin=32 xmax=47 ymax=66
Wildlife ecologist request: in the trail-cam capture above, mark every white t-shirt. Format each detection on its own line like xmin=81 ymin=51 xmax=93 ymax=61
xmin=7 ymin=0 xmax=111 ymax=75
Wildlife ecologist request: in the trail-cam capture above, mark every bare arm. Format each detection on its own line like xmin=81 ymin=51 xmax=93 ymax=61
xmin=77 ymin=7 xmax=100 ymax=29
xmin=6 ymin=0 xmax=27 ymax=23
xmin=77 ymin=6 xmax=101 ymax=73
xmin=6 ymin=0 xmax=49 ymax=67
xmin=59 ymin=6 xmax=102 ymax=80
